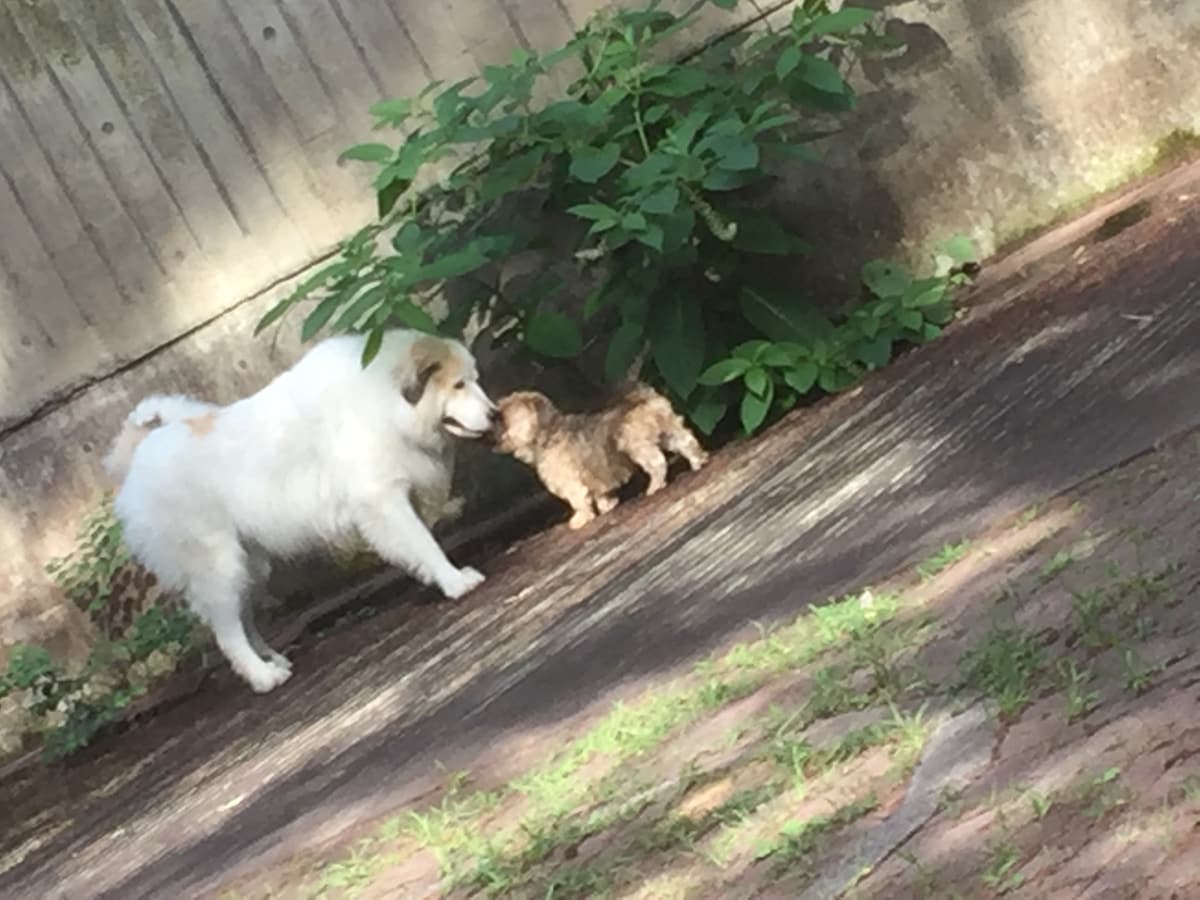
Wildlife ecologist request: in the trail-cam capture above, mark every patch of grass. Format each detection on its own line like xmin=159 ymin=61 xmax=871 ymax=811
xmin=1154 ymin=127 xmax=1200 ymax=167
xmin=1039 ymin=549 xmax=1075 ymax=583
xmin=1070 ymin=586 xmax=1112 ymax=649
xmin=1120 ymin=647 xmax=1158 ymax=696
xmin=1024 ymin=788 xmax=1053 ymax=821
xmin=959 ymin=625 xmax=1044 ymax=718
xmin=754 ymin=794 xmax=879 ymax=875
xmin=1077 ymin=766 xmax=1132 ymax=819
xmin=310 ymin=839 xmax=396 ymax=897
xmin=980 ymin=839 xmax=1024 ymax=894
xmin=887 ymin=703 xmax=931 ymax=774
xmin=299 ymin=556 xmax=940 ymax=897
xmin=1012 ymin=503 xmax=1044 ymax=529
xmin=1057 ymin=659 xmax=1100 ymax=721
xmin=917 ymin=541 xmax=971 ymax=580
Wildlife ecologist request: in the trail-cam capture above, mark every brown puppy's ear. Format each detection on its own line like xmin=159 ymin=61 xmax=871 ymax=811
xmin=527 ymin=392 xmax=557 ymax=428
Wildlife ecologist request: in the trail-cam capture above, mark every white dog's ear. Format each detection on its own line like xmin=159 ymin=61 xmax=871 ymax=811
xmin=401 ymin=360 xmax=440 ymax=405
xmin=397 ymin=337 xmax=449 ymax=405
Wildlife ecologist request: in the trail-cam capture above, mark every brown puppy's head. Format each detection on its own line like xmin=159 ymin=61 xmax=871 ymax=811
xmin=395 ymin=336 xmax=496 ymax=439
xmin=492 ymin=391 xmax=559 ymax=461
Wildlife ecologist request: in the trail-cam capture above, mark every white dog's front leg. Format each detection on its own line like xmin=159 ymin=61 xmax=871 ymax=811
xmin=355 ymin=495 xmax=484 ymax=599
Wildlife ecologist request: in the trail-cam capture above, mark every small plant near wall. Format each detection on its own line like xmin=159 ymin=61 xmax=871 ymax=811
xmin=0 ymin=497 xmax=199 ymax=762
xmin=258 ymin=0 xmax=975 ymax=436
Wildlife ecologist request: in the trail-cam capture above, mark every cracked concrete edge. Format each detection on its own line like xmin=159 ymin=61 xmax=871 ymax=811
xmin=798 ymin=703 xmax=996 ymax=900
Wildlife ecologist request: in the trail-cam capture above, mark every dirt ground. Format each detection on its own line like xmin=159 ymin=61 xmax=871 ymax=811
xmin=215 ymin=428 xmax=1200 ymax=899
xmin=3 ymin=164 xmax=1200 ymax=900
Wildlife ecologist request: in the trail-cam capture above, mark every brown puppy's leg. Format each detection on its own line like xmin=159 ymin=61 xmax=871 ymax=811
xmin=622 ymin=441 xmax=669 ymax=495
xmin=596 ymin=494 xmax=619 ymax=514
xmin=542 ymin=467 xmax=598 ymax=529
xmin=663 ymin=421 xmax=708 ymax=471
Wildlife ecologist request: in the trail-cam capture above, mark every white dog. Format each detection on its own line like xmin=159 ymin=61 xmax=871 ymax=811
xmin=104 ymin=329 xmax=496 ymax=693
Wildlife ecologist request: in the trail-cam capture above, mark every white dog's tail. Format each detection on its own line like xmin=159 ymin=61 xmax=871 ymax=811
xmin=103 ymin=394 xmax=216 ymax=485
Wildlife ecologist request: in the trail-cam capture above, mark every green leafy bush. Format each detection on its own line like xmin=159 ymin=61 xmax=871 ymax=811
xmin=0 ymin=499 xmax=199 ymax=761
xmin=44 ymin=495 xmax=129 ymax=615
xmin=0 ymin=606 xmax=197 ymax=760
xmin=259 ymin=0 xmax=973 ymax=435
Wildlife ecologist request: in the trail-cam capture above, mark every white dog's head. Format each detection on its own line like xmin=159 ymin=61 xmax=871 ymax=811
xmin=397 ymin=336 xmax=496 ymax=439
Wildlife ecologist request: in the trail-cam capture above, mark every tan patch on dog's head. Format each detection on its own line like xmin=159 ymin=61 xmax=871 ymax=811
xmin=396 ymin=336 xmax=465 ymax=405
xmin=185 ymin=413 xmax=217 ymax=436
xmin=493 ymin=391 xmax=557 ymax=456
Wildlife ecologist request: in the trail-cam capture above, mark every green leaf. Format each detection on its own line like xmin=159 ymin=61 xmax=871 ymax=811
xmin=604 ymin=322 xmax=645 ymax=383
xmin=301 ymin=293 xmax=346 ymax=342
xmin=938 ymin=234 xmax=977 ymax=263
xmin=480 ymin=146 xmax=546 ymax=201
xmin=702 ymin=168 xmax=759 ymax=191
xmin=922 ymin=323 xmax=943 ymax=341
xmin=584 ymin=285 xmax=611 ymax=320
xmin=786 ymin=80 xmax=857 ymax=113
xmin=763 ymin=140 xmax=821 ymax=162
xmin=524 ymin=311 xmax=583 ymax=358
xmin=731 ymin=211 xmax=810 ymax=256
xmin=570 ymin=143 xmax=621 ymax=183
xmin=646 ymin=67 xmax=711 ymax=98
xmin=362 ymin=328 xmax=384 ymax=367
xmin=377 ymin=179 xmax=406 ymax=218
xmin=761 ymin=344 xmax=798 ymax=367
xmin=649 ymin=292 xmax=705 ymax=398
xmin=642 ymin=185 xmax=680 ymax=216
xmin=897 ymin=309 xmax=923 ymax=331
xmin=622 ymin=211 xmax=647 ymax=232
xmin=795 ymin=55 xmax=847 ymax=95
xmin=368 ymin=98 xmax=412 ymax=126
xmin=818 ymin=365 xmax=853 ymax=393
xmin=255 ymin=296 xmax=295 ymax=335
xmin=708 ymin=0 xmax=737 ymax=9
xmin=809 ymin=7 xmax=876 ymax=36
xmin=740 ymin=287 xmax=834 ymax=343
xmin=903 ymin=278 xmax=948 ymax=308
xmin=740 ymin=378 xmax=774 ymax=433
xmin=332 ymin=284 xmax=387 ymax=332
xmin=925 ymin=304 xmax=955 ymax=325
xmin=855 ymin=335 xmax=893 ymax=370
xmin=699 ymin=357 xmax=750 ymax=385
xmin=689 ymin=394 xmax=728 ymax=435
xmin=417 ymin=244 xmax=491 ymax=282
xmin=744 ymin=366 xmax=769 ymax=396
xmin=569 ymin=203 xmax=620 ymax=225
xmin=862 ymin=259 xmax=913 ymax=299
xmin=775 ymin=46 xmax=801 ymax=80
xmin=733 ymin=339 xmax=770 ymax=361
xmin=708 ymin=134 xmax=760 ymax=171
xmin=389 ymin=299 xmax=439 ymax=333
xmin=636 ymin=224 xmax=665 ymax=251
xmin=341 ymin=142 xmax=393 ymax=164
xmin=784 ymin=360 xmax=819 ymax=393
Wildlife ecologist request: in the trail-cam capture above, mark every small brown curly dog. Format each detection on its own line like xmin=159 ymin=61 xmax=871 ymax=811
xmin=492 ymin=384 xmax=709 ymax=529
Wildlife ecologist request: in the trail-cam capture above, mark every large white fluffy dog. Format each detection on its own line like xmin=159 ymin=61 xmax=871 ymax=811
xmin=104 ymin=329 xmax=495 ymax=693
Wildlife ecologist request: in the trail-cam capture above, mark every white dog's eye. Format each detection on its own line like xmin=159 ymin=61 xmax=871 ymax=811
xmin=454 ymin=379 xmax=466 ymax=390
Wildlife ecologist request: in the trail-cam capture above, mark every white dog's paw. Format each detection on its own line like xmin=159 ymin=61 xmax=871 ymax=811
xmin=245 ymin=659 xmax=293 ymax=694
xmin=441 ymin=566 xmax=486 ymax=599
xmin=267 ymin=650 xmax=293 ymax=673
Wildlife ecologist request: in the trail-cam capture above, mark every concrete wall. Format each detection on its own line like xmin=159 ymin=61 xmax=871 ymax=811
xmin=2 ymin=0 xmax=1198 ymax=663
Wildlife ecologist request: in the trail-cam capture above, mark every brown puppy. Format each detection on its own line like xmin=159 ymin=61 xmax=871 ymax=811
xmin=493 ymin=384 xmax=708 ymax=529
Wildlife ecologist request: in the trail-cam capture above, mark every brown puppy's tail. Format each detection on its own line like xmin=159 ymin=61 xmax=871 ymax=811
xmin=103 ymin=394 xmax=217 ymax=486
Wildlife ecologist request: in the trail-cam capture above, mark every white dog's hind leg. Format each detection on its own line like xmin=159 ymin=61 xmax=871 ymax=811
xmin=355 ymin=494 xmax=485 ymax=599
xmin=188 ymin=554 xmax=292 ymax=694
xmin=242 ymin=555 xmax=292 ymax=672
